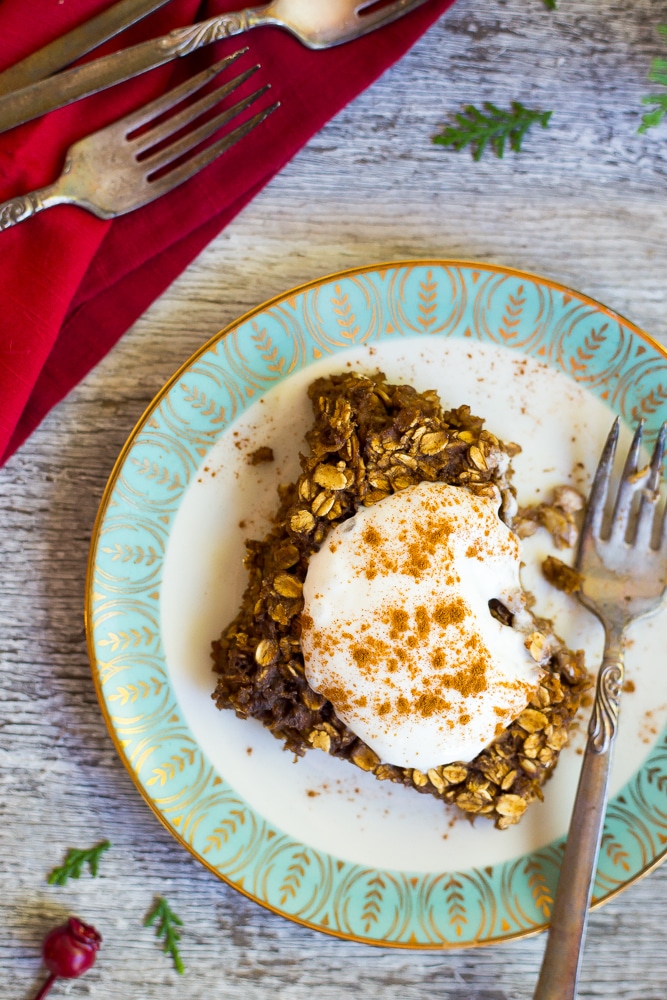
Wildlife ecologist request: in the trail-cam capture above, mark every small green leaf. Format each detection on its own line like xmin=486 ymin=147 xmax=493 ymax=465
xmin=648 ymin=60 xmax=667 ymax=89
xmin=542 ymin=0 xmax=557 ymax=9
xmin=639 ymin=99 xmax=667 ymax=134
xmin=144 ymin=897 xmax=185 ymax=975
xmin=47 ymin=840 xmax=111 ymax=886
xmin=433 ymin=102 xmax=552 ymax=161
xmin=639 ymin=26 xmax=667 ymax=132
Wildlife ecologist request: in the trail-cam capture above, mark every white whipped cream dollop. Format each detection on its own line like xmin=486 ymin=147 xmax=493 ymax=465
xmin=300 ymin=481 xmax=541 ymax=770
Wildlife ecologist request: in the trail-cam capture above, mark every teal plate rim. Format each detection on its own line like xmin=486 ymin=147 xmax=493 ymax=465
xmin=86 ymin=259 xmax=667 ymax=949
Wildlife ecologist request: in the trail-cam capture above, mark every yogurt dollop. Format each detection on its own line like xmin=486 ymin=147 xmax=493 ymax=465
xmin=300 ymin=481 xmax=542 ymax=770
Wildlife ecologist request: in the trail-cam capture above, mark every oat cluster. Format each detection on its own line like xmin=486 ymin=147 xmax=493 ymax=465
xmin=211 ymin=371 xmax=590 ymax=829
xmin=514 ymin=485 xmax=585 ymax=549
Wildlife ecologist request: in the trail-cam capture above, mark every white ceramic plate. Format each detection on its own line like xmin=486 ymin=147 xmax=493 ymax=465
xmin=87 ymin=261 xmax=667 ymax=947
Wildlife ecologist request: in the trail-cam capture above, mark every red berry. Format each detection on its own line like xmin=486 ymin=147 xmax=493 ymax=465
xmin=34 ymin=918 xmax=101 ymax=998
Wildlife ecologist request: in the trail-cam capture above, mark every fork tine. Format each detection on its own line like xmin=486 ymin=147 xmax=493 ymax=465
xmin=634 ymin=422 xmax=667 ymax=550
xmin=647 ymin=422 xmax=667 ymax=491
xmin=142 ymin=84 xmax=270 ymax=174
xmin=119 ymin=50 xmax=247 ymax=135
xmin=132 ymin=66 xmax=261 ymax=155
xmin=610 ymin=421 xmax=645 ymax=541
xmin=579 ymin=418 xmax=619 ymax=548
xmin=146 ymin=102 xmax=279 ymax=198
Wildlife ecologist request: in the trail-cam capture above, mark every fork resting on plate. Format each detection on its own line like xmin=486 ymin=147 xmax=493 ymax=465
xmin=534 ymin=418 xmax=667 ymax=1000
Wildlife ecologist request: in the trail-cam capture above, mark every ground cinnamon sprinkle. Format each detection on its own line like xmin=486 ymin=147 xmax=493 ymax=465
xmin=415 ymin=606 xmax=430 ymax=639
xmin=402 ymin=541 xmax=430 ymax=578
xmin=350 ymin=635 xmax=390 ymax=676
xmin=438 ymin=655 xmax=489 ymax=697
xmin=400 ymin=515 xmax=454 ymax=578
xmin=320 ymin=683 xmax=353 ymax=714
xmin=351 ymin=646 xmax=371 ymax=668
xmin=388 ymin=608 xmax=409 ymax=636
xmin=433 ymin=599 xmax=468 ymax=628
xmin=362 ymin=530 xmax=398 ymax=579
xmin=363 ymin=525 xmax=383 ymax=548
xmin=414 ymin=692 xmax=452 ymax=717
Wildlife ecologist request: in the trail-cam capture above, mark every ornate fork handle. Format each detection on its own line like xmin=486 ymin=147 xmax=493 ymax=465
xmin=533 ymin=627 xmax=625 ymax=1000
xmin=588 ymin=643 xmax=624 ymax=753
xmin=0 ymin=191 xmax=46 ymax=230
xmin=0 ymin=188 xmax=64 ymax=230
xmin=163 ymin=9 xmax=269 ymax=58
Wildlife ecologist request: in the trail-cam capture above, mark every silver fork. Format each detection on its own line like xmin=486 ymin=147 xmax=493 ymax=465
xmin=0 ymin=50 xmax=277 ymax=231
xmin=534 ymin=417 xmax=667 ymax=1000
xmin=0 ymin=0 xmax=431 ymax=133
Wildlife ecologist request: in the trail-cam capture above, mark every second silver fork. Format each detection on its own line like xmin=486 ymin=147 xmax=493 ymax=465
xmin=0 ymin=50 xmax=278 ymax=230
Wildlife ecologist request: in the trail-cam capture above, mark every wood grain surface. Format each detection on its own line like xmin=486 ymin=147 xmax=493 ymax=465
xmin=2 ymin=1 xmax=667 ymax=997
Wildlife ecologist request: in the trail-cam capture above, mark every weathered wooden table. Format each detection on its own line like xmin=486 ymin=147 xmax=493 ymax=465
xmin=2 ymin=1 xmax=667 ymax=997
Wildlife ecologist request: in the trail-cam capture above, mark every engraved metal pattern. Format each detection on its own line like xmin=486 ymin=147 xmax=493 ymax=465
xmin=87 ymin=261 xmax=667 ymax=949
xmin=588 ymin=659 xmax=624 ymax=754
xmin=0 ymin=192 xmax=39 ymax=230
xmin=168 ymin=14 xmax=252 ymax=56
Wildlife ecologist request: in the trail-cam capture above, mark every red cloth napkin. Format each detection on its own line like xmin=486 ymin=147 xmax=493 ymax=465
xmin=0 ymin=0 xmax=456 ymax=465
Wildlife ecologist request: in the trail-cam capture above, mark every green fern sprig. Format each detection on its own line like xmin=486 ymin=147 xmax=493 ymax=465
xmin=639 ymin=26 xmax=667 ymax=133
xmin=433 ymin=102 xmax=552 ymax=161
xmin=47 ymin=840 xmax=111 ymax=885
xmin=144 ymin=897 xmax=185 ymax=975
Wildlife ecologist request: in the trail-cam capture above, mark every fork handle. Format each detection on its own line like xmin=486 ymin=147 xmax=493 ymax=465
xmin=0 ymin=8 xmax=271 ymax=134
xmin=0 ymin=187 xmax=65 ymax=230
xmin=533 ymin=631 xmax=624 ymax=1000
